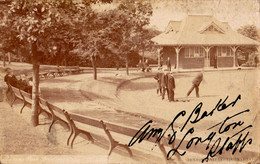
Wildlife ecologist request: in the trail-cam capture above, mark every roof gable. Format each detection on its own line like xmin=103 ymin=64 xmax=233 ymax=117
xmin=200 ymin=22 xmax=225 ymax=34
xmin=165 ymin=21 xmax=181 ymax=33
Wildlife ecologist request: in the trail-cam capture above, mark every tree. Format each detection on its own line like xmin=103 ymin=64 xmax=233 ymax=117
xmin=237 ymin=25 xmax=259 ymax=62
xmin=238 ymin=25 xmax=259 ymax=40
xmin=1 ymin=0 xmax=153 ymax=127
xmin=103 ymin=0 xmax=153 ymax=75
xmin=6 ymin=0 xmax=61 ymax=126
xmin=70 ymin=9 xmax=112 ymax=80
xmin=101 ymin=9 xmax=135 ymax=75
xmin=0 ymin=1 xmax=24 ymax=67
xmin=5 ymin=0 xmax=108 ymax=126
xmin=125 ymin=1 xmax=153 ymax=63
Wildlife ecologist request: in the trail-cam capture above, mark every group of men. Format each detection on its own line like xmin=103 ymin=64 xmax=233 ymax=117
xmin=4 ymin=68 xmax=32 ymax=94
xmin=154 ymin=68 xmax=203 ymax=102
xmin=137 ymin=59 xmax=151 ymax=72
xmin=154 ymin=68 xmax=176 ymax=102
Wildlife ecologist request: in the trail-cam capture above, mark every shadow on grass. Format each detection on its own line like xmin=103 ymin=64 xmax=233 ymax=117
xmin=41 ymin=78 xmax=83 ymax=84
xmin=41 ymin=87 xmax=112 ymax=104
xmin=120 ymin=81 xmax=157 ymax=91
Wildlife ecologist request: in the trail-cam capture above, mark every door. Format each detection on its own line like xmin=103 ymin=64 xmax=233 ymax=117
xmin=210 ymin=47 xmax=217 ymax=68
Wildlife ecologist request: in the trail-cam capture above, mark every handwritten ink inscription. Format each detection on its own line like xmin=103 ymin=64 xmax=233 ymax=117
xmin=128 ymin=95 xmax=253 ymax=163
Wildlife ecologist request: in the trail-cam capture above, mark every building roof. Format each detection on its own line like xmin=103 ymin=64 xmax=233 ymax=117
xmin=151 ymin=15 xmax=260 ymax=46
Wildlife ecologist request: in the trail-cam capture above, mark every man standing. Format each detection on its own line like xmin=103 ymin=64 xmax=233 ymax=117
xmin=144 ymin=59 xmax=151 ymax=72
xmin=154 ymin=67 xmax=163 ymax=95
xmin=161 ymin=69 xmax=169 ymax=100
xmin=167 ymin=71 xmax=175 ymax=102
xmin=137 ymin=59 xmax=143 ymax=72
xmin=255 ymin=55 xmax=259 ymax=67
xmin=187 ymin=71 xmax=203 ymax=98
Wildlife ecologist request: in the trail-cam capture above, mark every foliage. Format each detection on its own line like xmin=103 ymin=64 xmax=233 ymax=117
xmin=237 ymin=25 xmax=259 ymax=41
xmin=237 ymin=25 xmax=258 ymax=59
xmin=0 ymin=0 xmax=116 ymax=126
xmin=1 ymin=0 xmax=155 ymax=69
xmin=0 ymin=1 xmax=25 ymax=64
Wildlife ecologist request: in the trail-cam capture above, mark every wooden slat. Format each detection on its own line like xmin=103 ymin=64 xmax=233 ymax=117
xmin=48 ymin=103 xmax=65 ymax=115
xmin=20 ymin=90 xmax=32 ymax=104
xmin=70 ymin=113 xmax=103 ymax=129
xmin=10 ymin=86 xmax=23 ymax=100
xmin=69 ymin=113 xmax=159 ymax=143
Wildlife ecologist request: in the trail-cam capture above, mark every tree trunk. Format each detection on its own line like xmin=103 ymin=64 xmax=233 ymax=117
xmin=31 ymin=63 xmax=40 ymax=126
xmin=64 ymin=53 xmax=67 ymax=67
xmin=57 ymin=52 xmax=60 ymax=67
xmin=8 ymin=53 xmax=11 ymax=64
xmin=116 ymin=60 xmax=119 ymax=70
xmin=3 ymin=52 xmax=6 ymax=67
xmin=91 ymin=56 xmax=97 ymax=80
xmin=142 ymin=46 xmax=145 ymax=63
xmin=56 ymin=48 xmax=61 ymax=67
xmin=125 ymin=57 xmax=129 ymax=76
xmin=31 ymin=43 xmax=40 ymax=126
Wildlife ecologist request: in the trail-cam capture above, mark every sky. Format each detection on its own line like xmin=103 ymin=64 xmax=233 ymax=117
xmin=92 ymin=0 xmax=260 ymax=31
xmin=149 ymin=0 xmax=260 ymax=31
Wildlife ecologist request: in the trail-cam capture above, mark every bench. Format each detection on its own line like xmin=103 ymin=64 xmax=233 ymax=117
xmin=65 ymin=66 xmax=84 ymax=74
xmin=8 ymin=85 xmax=50 ymax=117
xmin=39 ymin=98 xmax=69 ymax=132
xmin=40 ymin=72 xmax=49 ymax=79
xmin=65 ymin=112 xmax=179 ymax=161
xmin=39 ymin=66 xmax=85 ymax=80
xmin=65 ymin=112 xmax=133 ymax=156
xmin=7 ymin=84 xmax=178 ymax=161
xmin=63 ymin=111 xmax=94 ymax=148
xmin=39 ymin=98 xmax=94 ymax=147
xmin=9 ymin=85 xmax=24 ymax=110
xmin=56 ymin=69 xmax=64 ymax=77
xmin=18 ymin=88 xmax=32 ymax=114
xmin=47 ymin=70 xmax=57 ymax=78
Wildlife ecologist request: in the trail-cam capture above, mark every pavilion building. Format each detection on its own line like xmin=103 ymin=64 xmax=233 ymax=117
xmin=151 ymin=15 xmax=260 ymax=71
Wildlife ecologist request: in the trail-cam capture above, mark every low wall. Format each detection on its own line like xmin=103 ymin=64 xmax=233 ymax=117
xmin=218 ymin=57 xmax=233 ymax=67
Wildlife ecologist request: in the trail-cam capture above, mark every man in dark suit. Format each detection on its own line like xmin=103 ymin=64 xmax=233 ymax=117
xmin=154 ymin=67 xmax=163 ymax=95
xmin=187 ymin=71 xmax=203 ymax=98
xmin=161 ymin=69 xmax=169 ymax=100
xmin=167 ymin=72 xmax=175 ymax=102
xmin=4 ymin=68 xmax=18 ymax=87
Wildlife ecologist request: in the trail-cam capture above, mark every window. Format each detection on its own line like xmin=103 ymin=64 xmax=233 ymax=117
xmin=222 ymin=47 xmax=227 ymax=56
xmin=195 ymin=47 xmax=199 ymax=54
xmin=217 ymin=47 xmax=232 ymax=57
xmin=194 ymin=47 xmax=199 ymax=57
xmin=184 ymin=48 xmax=189 ymax=58
xmin=217 ymin=47 xmax=221 ymax=57
xmin=184 ymin=47 xmax=205 ymax=58
xmin=189 ymin=47 xmax=194 ymax=57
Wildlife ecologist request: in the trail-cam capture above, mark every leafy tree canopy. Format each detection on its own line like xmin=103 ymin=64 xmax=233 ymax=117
xmin=238 ymin=24 xmax=259 ymax=41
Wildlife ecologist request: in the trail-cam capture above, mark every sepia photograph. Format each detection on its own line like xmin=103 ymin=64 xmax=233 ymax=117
xmin=0 ymin=0 xmax=259 ymax=163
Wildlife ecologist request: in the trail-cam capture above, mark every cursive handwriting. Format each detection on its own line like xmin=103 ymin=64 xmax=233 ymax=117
xmin=128 ymin=95 xmax=253 ymax=163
